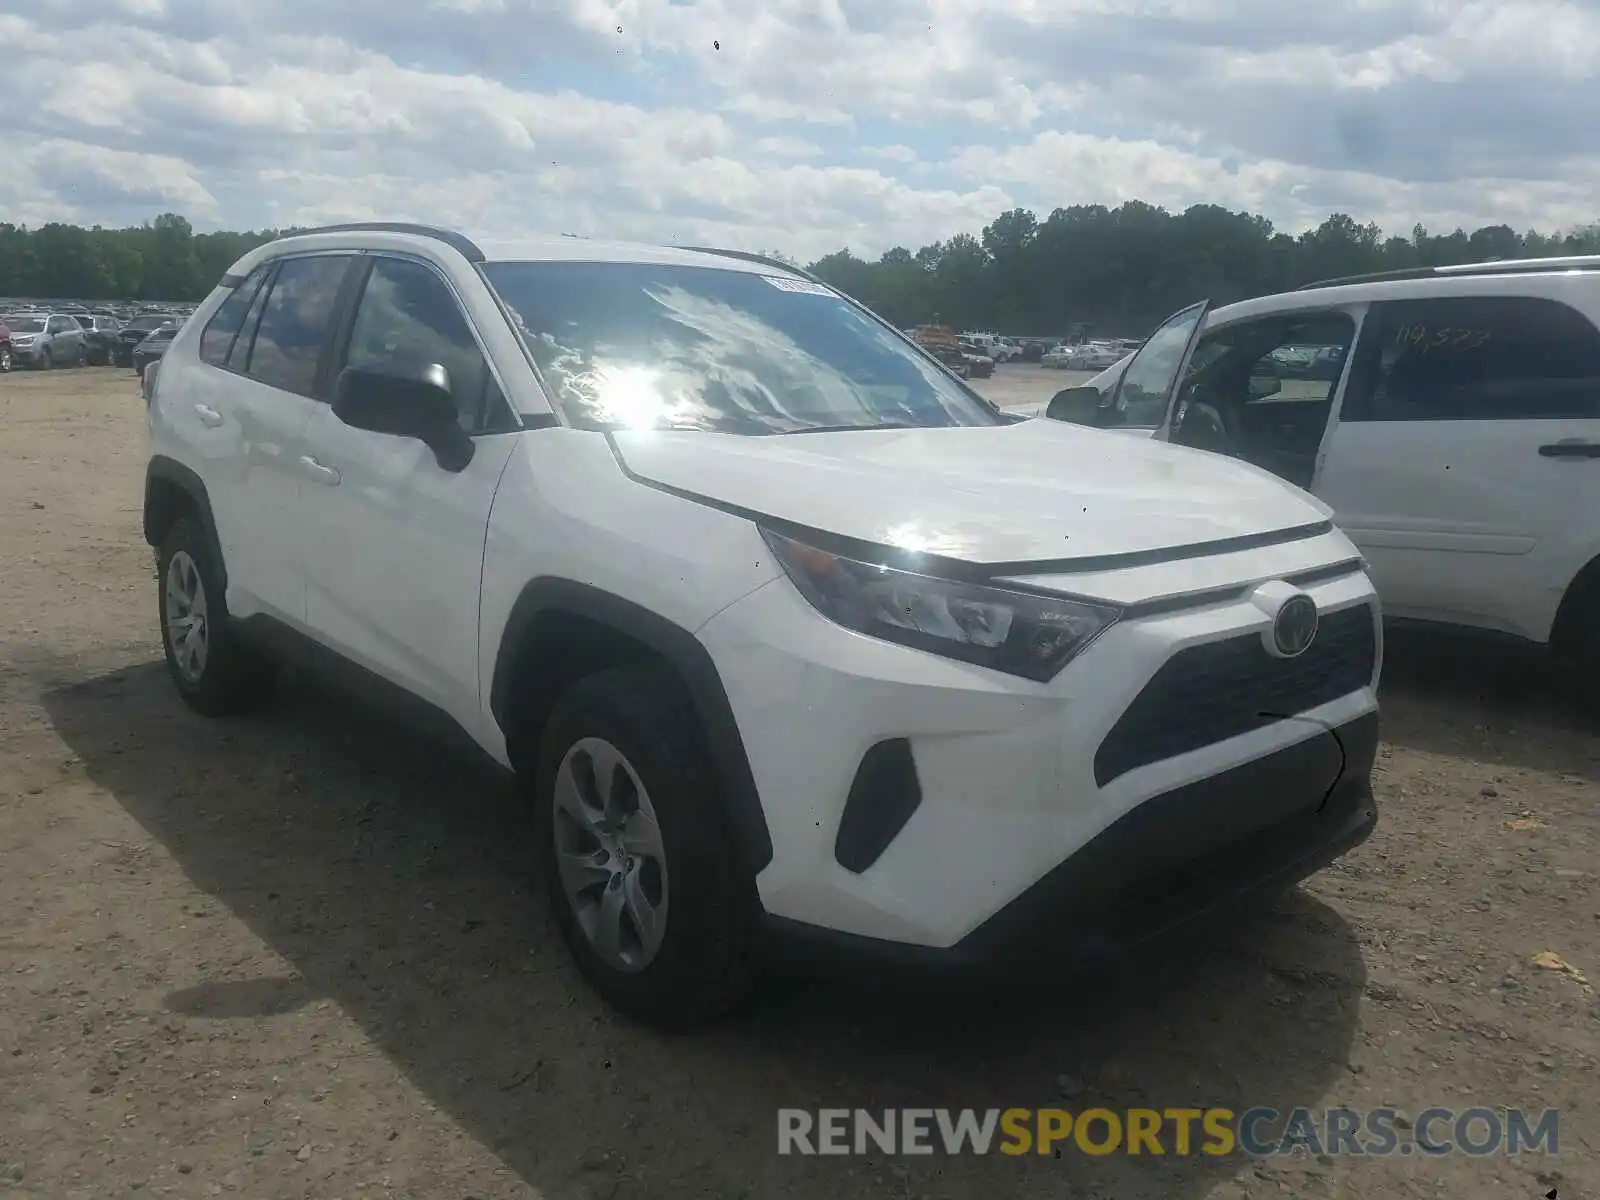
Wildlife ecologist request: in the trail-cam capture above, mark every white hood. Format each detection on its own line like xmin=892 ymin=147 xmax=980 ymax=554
xmin=612 ymin=421 xmax=1329 ymax=567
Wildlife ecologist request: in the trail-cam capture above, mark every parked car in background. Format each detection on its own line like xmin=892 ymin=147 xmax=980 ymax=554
xmin=116 ymin=313 xmax=180 ymax=366
xmin=131 ymin=324 xmax=179 ymax=377
xmin=962 ymin=333 xmax=1020 ymax=362
xmin=1040 ymin=343 xmax=1076 ymax=368
xmin=75 ymin=314 xmax=123 ymax=364
xmin=1265 ymin=344 xmax=1319 ymax=378
xmin=1065 ymin=342 xmax=1129 ymax=371
xmin=1039 ymin=254 xmax=1600 ymax=673
xmin=957 ymin=338 xmax=996 ymax=377
xmin=1 ymin=311 xmax=88 ymax=369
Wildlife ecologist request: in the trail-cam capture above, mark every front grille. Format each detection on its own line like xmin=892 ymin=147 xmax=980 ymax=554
xmin=1094 ymin=603 xmax=1376 ymax=786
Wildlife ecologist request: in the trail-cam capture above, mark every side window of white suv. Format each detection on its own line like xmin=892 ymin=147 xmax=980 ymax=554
xmin=198 ymin=265 xmax=271 ymax=367
xmin=341 ymin=256 xmax=513 ymax=434
xmin=244 ymin=255 xmax=354 ymax=397
xmin=1344 ymin=296 xmax=1600 ymax=422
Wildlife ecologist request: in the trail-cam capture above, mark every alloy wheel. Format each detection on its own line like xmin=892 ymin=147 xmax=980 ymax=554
xmin=551 ymin=737 xmax=669 ymax=972
xmin=163 ymin=549 xmax=210 ymax=682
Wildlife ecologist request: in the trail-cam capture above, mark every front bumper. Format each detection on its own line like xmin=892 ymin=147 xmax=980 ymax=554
xmin=766 ymin=711 xmax=1376 ymax=971
xmin=697 ymin=534 xmax=1380 ymax=951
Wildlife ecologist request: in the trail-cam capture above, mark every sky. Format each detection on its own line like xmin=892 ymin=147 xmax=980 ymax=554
xmin=3 ymin=0 xmax=1599 ymax=262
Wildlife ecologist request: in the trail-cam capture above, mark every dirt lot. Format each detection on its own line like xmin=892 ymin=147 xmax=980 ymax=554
xmin=1 ymin=365 xmax=1596 ymax=1200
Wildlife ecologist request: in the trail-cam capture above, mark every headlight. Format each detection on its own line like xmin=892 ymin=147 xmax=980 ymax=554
xmin=761 ymin=529 xmax=1119 ymax=681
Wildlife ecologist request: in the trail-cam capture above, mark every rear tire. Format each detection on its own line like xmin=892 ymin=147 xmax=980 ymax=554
xmin=1563 ymin=609 xmax=1600 ymax=683
xmin=533 ymin=666 xmax=760 ymax=1028
xmin=157 ymin=517 xmax=274 ymax=716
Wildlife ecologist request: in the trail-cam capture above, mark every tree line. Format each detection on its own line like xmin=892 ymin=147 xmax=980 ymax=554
xmin=5 ymin=205 xmax=1600 ymax=337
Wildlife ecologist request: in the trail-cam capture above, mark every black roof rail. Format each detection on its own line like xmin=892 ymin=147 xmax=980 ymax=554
xmin=276 ymin=222 xmax=484 ymax=263
xmin=1297 ymin=266 xmax=1442 ymax=290
xmin=1298 ymin=254 xmax=1600 ymax=291
xmin=678 ymin=245 xmax=821 ymax=282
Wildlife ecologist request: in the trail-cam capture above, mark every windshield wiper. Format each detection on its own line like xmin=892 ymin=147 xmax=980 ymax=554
xmin=779 ymin=420 xmax=924 ymax=434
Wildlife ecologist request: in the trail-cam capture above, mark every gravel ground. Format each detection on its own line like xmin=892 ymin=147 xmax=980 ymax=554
xmin=1 ymin=365 xmax=1596 ymax=1200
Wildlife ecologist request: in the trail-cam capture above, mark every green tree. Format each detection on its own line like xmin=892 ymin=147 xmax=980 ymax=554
xmin=3 ymin=205 xmax=1600 ymax=333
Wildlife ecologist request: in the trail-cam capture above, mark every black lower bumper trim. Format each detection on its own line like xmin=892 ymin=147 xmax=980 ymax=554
xmin=763 ymin=710 xmax=1379 ymax=973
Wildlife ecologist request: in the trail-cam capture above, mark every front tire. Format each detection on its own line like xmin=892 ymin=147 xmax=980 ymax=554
xmin=157 ymin=517 xmax=273 ymax=716
xmin=533 ymin=667 xmax=759 ymax=1028
xmin=34 ymin=346 xmax=50 ymax=371
xmin=0 ymin=346 xmax=10 ymax=372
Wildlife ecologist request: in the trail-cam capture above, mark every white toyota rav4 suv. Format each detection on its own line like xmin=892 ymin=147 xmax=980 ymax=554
xmin=143 ymin=223 xmax=1382 ymax=1026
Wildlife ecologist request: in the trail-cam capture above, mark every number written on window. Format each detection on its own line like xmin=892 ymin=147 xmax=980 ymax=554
xmin=1393 ymin=324 xmax=1491 ymax=355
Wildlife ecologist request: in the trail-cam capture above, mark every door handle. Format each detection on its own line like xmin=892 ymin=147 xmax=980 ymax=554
xmin=1537 ymin=440 xmax=1600 ymax=459
xmin=193 ymin=403 xmax=224 ymax=428
xmin=299 ymin=455 xmax=342 ymax=485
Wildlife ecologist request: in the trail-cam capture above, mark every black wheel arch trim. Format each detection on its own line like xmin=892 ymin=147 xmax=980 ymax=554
xmin=144 ymin=456 xmax=228 ymax=591
xmin=1552 ymin=548 xmax=1600 ymax=657
xmin=489 ymin=577 xmax=774 ymax=875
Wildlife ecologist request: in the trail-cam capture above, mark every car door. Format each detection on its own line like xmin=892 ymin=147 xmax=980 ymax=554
xmin=1102 ymin=299 xmax=1210 ymax=437
xmin=1157 ymin=308 xmax=1362 ymax=491
xmin=1314 ymin=292 xmax=1600 ymax=642
xmin=187 ymin=254 xmax=357 ymax=625
xmin=48 ymin=315 xmax=78 ymax=360
xmin=299 ymin=253 xmax=521 ymax=730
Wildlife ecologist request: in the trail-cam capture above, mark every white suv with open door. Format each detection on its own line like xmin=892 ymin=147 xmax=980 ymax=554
xmin=143 ymin=223 xmax=1382 ymax=1027
xmin=1042 ymin=256 xmax=1600 ymax=674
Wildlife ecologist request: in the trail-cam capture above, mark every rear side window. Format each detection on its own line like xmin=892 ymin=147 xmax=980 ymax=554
xmin=1346 ymin=296 xmax=1600 ymax=421
xmin=199 ymin=266 xmax=270 ymax=366
xmin=244 ymin=255 xmax=353 ymax=396
xmin=227 ymin=270 xmax=274 ymax=373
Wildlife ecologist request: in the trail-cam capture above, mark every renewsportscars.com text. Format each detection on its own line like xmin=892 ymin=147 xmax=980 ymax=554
xmin=777 ymin=1106 xmax=1560 ymax=1158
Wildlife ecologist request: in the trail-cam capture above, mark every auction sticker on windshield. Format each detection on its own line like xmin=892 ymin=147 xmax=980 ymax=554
xmin=762 ymin=276 xmax=837 ymax=296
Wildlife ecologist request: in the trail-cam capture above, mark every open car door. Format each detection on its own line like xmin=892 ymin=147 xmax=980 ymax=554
xmin=1107 ymin=300 xmax=1212 ymax=436
xmin=1047 ymin=301 xmax=1212 ymax=432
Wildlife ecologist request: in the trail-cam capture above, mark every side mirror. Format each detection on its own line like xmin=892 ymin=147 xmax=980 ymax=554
xmin=1248 ymin=375 xmax=1282 ymax=399
xmin=334 ymin=361 xmax=475 ymax=471
xmin=1045 ymin=385 xmax=1106 ymax=426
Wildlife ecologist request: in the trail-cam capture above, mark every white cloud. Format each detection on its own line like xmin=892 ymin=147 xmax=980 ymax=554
xmin=2 ymin=0 xmax=1598 ymax=260
xmin=753 ymin=136 xmax=824 ymax=159
xmin=956 ymin=130 xmax=1600 ymax=237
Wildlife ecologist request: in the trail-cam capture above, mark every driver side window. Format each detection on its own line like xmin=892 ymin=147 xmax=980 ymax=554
xmin=343 ymin=257 xmax=513 ymax=435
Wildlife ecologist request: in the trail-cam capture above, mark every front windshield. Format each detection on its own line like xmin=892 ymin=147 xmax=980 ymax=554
xmin=4 ymin=316 xmax=45 ymax=333
xmin=481 ymin=261 xmax=999 ymax=434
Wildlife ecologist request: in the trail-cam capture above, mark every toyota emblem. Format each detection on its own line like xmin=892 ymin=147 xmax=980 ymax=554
xmin=1272 ymin=594 xmax=1319 ymax=658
